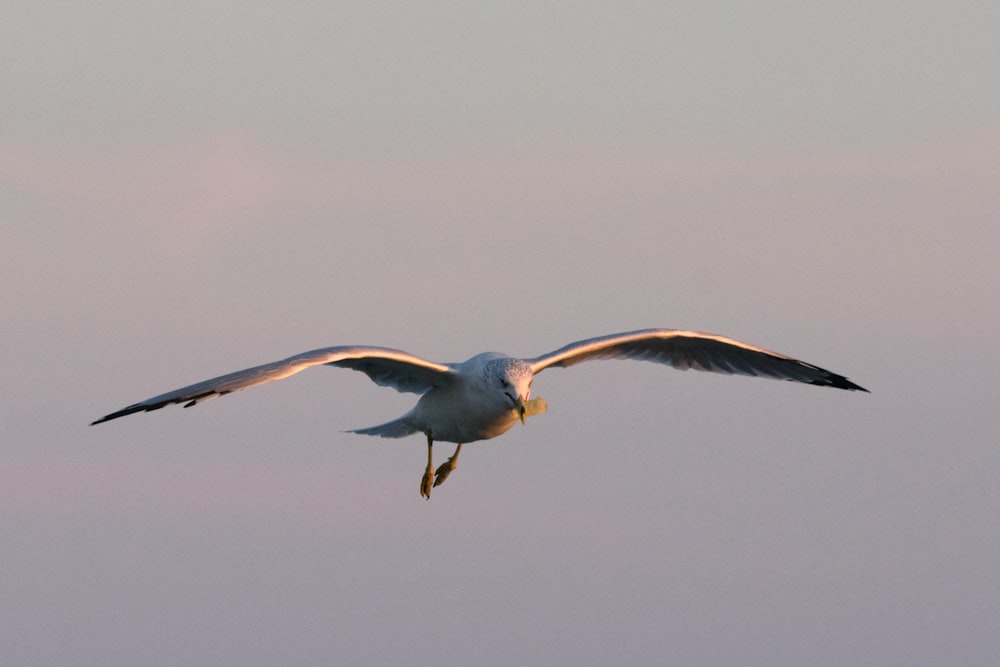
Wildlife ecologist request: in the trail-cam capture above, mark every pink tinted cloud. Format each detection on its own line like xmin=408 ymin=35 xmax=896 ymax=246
xmin=3 ymin=132 xmax=281 ymax=255
xmin=5 ymin=125 xmax=995 ymax=237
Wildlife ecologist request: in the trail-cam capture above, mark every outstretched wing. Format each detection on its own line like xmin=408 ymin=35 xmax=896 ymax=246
xmin=528 ymin=329 xmax=868 ymax=391
xmin=91 ymin=346 xmax=456 ymax=425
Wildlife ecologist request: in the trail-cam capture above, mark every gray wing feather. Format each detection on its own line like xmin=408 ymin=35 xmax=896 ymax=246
xmin=528 ymin=329 xmax=867 ymax=391
xmin=91 ymin=346 xmax=454 ymax=424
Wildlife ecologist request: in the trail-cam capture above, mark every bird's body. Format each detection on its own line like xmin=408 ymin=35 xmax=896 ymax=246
xmin=92 ymin=328 xmax=868 ymax=498
xmin=354 ymin=353 xmax=534 ymax=444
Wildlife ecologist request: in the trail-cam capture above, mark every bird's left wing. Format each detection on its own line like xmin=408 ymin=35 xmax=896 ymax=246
xmin=91 ymin=346 xmax=456 ymax=425
xmin=527 ymin=329 xmax=867 ymax=391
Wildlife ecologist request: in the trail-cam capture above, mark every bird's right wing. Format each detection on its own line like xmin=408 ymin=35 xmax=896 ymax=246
xmin=91 ymin=346 xmax=456 ymax=425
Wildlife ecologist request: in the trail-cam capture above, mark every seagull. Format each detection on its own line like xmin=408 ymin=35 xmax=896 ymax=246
xmin=91 ymin=328 xmax=867 ymax=498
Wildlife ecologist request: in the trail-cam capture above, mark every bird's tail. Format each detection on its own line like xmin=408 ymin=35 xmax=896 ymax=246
xmin=346 ymin=416 xmax=419 ymax=439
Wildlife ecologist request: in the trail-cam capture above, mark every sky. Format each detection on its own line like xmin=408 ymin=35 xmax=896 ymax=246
xmin=3 ymin=2 xmax=999 ymax=665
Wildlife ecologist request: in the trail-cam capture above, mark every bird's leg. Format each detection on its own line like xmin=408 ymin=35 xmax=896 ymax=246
xmin=433 ymin=443 xmax=463 ymax=488
xmin=420 ymin=433 xmax=434 ymax=500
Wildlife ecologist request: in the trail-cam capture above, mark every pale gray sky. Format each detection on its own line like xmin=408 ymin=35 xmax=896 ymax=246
xmin=3 ymin=2 xmax=999 ymax=665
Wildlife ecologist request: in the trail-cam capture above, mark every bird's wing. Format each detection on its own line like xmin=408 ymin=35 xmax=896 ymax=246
xmin=527 ymin=329 xmax=868 ymax=391
xmin=91 ymin=346 xmax=456 ymax=424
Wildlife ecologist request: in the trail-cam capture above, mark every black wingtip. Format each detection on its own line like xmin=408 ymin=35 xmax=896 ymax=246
xmin=818 ymin=376 xmax=869 ymax=392
xmin=89 ymin=401 xmax=167 ymax=425
xmin=838 ymin=376 xmax=869 ymax=392
xmin=91 ymin=410 xmax=130 ymax=426
xmin=90 ymin=407 xmax=137 ymax=425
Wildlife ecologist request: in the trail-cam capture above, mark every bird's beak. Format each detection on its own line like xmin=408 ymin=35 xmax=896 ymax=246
xmin=516 ymin=396 xmax=526 ymax=425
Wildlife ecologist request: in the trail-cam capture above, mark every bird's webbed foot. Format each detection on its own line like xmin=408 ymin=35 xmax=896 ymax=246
xmin=420 ymin=434 xmax=434 ymax=499
xmin=420 ymin=467 xmax=434 ymax=499
xmin=433 ymin=443 xmax=463 ymax=488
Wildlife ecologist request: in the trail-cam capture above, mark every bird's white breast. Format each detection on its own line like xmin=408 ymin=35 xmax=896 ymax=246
xmin=409 ymin=379 xmax=520 ymax=444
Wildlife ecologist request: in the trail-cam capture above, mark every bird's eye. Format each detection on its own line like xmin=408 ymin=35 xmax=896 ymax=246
xmin=499 ymin=379 xmax=509 ymax=388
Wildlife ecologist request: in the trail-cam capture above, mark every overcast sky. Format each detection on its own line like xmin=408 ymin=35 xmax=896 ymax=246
xmin=3 ymin=2 xmax=999 ymax=665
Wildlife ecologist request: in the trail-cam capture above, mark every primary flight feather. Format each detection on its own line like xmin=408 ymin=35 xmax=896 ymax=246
xmin=92 ymin=328 xmax=867 ymax=498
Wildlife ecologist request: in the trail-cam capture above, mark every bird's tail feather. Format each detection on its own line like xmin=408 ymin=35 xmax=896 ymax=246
xmin=347 ymin=417 xmax=419 ymax=439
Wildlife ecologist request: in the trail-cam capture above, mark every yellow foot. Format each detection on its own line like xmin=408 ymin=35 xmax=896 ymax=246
xmin=420 ymin=466 xmax=433 ymax=499
xmin=433 ymin=444 xmax=462 ymax=488
xmin=433 ymin=457 xmax=458 ymax=487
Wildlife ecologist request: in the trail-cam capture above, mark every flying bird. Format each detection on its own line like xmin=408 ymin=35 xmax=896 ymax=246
xmin=92 ymin=328 xmax=868 ymax=498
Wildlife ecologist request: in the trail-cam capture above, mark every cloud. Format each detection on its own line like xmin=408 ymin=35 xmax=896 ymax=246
xmin=3 ymin=132 xmax=280 ymax=256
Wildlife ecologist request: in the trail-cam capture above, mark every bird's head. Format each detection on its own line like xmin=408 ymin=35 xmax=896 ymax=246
xmin=485 ymin=358 xmax=533 ymax=424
